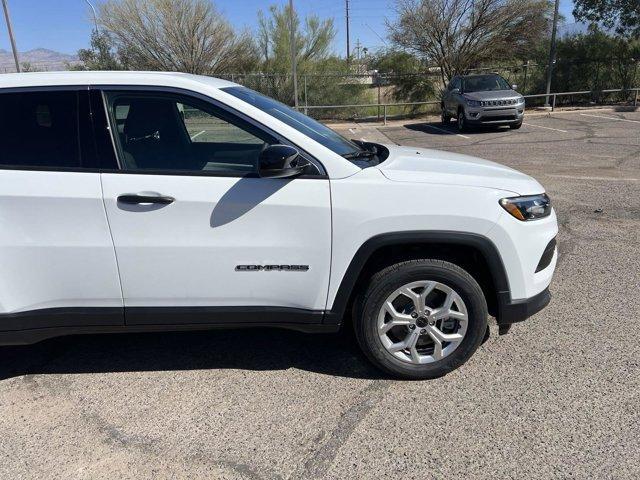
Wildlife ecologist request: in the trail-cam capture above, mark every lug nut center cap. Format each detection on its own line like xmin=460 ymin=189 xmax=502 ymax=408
xmin=415 ymin=317 xmax=428 ymax=328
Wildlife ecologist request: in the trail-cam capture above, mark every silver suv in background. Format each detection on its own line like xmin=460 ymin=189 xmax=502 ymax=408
xmin=441 ymin=74 xmax=525 ymax=132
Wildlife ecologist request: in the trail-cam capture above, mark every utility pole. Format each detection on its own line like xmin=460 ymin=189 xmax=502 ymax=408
xmin=289 ymin=0 xmax=299 ymax=108
xmin=1 ymin=0 xmax=20 ymax=72
xmin=345 ymin=0 xmax=351 ymax=63
xmin=544 ymin=0 xmax=560 ymax=107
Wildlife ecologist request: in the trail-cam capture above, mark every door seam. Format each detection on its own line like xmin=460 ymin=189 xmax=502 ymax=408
xmin=99 ymin=173 xmax=126 ymax=315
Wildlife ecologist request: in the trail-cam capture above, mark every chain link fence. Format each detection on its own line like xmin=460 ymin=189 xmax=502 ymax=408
xmin=220 ymin=60 xmax=640 ymax=120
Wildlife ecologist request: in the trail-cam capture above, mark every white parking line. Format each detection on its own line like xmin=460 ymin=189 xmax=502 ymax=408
xmin=548 ymin=174 xmax=639 ymax=182
xmin=579 ymin=113 xmax=640 ymax=124
xmin=190 ymin=130 xmax=207 ymax=140
xmin=423 ymin=124 xmax=470 ymax=139
xmin=523 ymin=122 xmax=568 ymax=133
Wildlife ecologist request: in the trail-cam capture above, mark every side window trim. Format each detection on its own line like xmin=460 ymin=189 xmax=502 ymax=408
xmin=92 ymin=85 xmax=327 ymax=178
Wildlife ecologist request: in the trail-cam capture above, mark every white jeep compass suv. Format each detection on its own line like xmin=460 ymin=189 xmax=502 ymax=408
xmin=0 ymin=72 xmax=557 ymax=379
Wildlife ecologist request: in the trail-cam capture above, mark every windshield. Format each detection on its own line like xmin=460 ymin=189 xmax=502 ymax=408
xmin=463 ymin=75 xmax=511 ymax=93
xmin=222 ymin=86 xmax=361 ymax=157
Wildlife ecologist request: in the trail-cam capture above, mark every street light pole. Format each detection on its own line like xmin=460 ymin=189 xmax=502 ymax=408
xmin=289 ymin=0 xmax=299 ymax=108
xmin=1 ymin=0 xmax=20 ymax=72
xmin=83 ymin=0 xmax=100 ymax=34
xmin=544 ymin=0 xmax=560 ymax=107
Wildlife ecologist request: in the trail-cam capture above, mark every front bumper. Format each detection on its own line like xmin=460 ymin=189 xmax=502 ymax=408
xmin=465 ymin=106 xmax=524 ymax=125
xmin=497 ymin=287 xmax=551 ymax=325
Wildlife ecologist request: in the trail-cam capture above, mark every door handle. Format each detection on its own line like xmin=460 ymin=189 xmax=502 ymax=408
xmin=117 ymin=194 xmax=175 ymax=205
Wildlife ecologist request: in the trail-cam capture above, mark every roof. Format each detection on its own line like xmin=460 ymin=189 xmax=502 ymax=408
xmin=0 ymin=71 xmax=238 ymax=91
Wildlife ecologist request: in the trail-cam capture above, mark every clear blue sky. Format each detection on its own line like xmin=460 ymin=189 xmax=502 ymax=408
xmin=0 ymin=0 xmax=576 ymax=55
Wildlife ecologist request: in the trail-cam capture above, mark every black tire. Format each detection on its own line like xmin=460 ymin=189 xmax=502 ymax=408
xmin=354 ymin=259 xmax=488 ymax=380
xmin=510 ymin=121 xmax=522 ymax=130
xmin=441 ymin=108 xmax=451 ymax=125
xmin=457 ymin=110 xmax=468 ymax=132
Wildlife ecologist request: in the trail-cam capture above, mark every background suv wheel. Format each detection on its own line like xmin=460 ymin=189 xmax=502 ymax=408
xmin=457 ymin=110 xmax=468 ymax=132
xmin=441 ymin=108 xmax=451 ymax=125
xmin=354 ymin=259 xmax=488 ymax=380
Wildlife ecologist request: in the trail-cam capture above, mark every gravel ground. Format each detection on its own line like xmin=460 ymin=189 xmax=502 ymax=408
xmin=0 ymin=109 xmax=638 ymax=479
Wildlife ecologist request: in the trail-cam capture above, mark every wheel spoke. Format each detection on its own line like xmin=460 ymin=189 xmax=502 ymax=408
xmin=443 ymin=291 xmax=455 ymax=310
xmin=418 ymin=281 xmax=436 ymax=312
xmin=379 ymin=317 xmax=411 ymax=334
xmin=428 ymin=325 xmax=464 ymax=343
xmin=388 ymin=330 xmax=420 ymax=355
xmin=399 ymin=286 xmax=421 ymax=312
xmin=409 ymin=345 xmax=421 ymax=364
xmin=431 ymin=336 xmax=444 ymax=360
xmin=379 ymin=301 xmax=413 ymax=334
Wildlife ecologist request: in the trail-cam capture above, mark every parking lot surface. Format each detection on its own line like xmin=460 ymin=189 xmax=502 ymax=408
xmin=1 ymin=109 xmax=639 ymax=479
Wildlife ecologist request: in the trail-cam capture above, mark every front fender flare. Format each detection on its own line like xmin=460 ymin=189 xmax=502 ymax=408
xmin=324 ymin=231 xmax=511 ymax=325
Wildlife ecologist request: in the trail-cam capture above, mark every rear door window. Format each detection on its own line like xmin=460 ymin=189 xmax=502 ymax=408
xmin=0 ymin=91 xmax=81 ymax=169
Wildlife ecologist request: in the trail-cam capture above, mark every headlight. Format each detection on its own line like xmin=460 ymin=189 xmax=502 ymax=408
xmin=465 ymin=98 xmax=482 ymax=107
xmin=500 ymin=194 xmax=552 ymax=221
xmin=516 ymin=97 xmax=526 ymax=104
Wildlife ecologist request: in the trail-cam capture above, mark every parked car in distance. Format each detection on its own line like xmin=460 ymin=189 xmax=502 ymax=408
xmin=441 ymin=74 xmax=526 ymax=132
xmin=0 ymin=71 xmax=557 ymax=379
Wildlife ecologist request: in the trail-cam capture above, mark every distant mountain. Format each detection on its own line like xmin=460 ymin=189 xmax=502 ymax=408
xmin=0 ymin=48 xmax=81 ymax=73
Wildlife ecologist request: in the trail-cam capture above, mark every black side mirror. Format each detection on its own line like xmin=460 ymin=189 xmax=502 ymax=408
xmin=258 ymin=145 xmax=308 ymax=178
xmin=451 ymin=87 xmax=460 ymax=94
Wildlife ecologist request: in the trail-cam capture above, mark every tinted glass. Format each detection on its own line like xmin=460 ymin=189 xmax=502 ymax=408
xmin=462 ymin=75 xmax=511 ymax=93
xmin=223 ymin=86 xmax=361 ymax=157
xmin=0 ymin=91 xmax=80 ymax=168
xmin=106 ymin=92 xmax=274 ymax=175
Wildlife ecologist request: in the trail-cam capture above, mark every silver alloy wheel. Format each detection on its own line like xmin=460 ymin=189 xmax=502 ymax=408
xmin=377 ymin=281 xmax=468 ymax=365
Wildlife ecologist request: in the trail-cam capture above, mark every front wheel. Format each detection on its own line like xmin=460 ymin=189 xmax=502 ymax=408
xmin=457 ymin=110 xmax=468 ymax=132
xmin=354 ymin=259 xmax=488 ymax=380
xmin=441 ymin=108 xmax=451 ymax=125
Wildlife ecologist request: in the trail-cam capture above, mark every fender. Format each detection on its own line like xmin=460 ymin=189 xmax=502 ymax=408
xmin=324 ymin=231 xmax=511 ymax=325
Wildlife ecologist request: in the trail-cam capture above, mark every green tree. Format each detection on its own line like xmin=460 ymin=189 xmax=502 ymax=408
xmin=389 ymin=0 xmax=554 ymax=86
xmin=258 ymin=4 xmax=335 ymax=70
xmin=75 ymin=31 xmax=123 ymax=70
xmin=573 ymin=0 xmax=640 ymax=38
xmin=97 ymin=0 xmax=257 ymax=74
xmin=252 ymin=3 xmax=368 ymax=112
xmin=526 ymin=29 xmax=640 ymax=101
xmin=368 ymin=49 xmax=436 ymax=105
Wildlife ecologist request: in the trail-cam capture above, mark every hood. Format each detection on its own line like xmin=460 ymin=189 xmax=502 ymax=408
xmin=462 ymin=90 xmax=522 ymax=101
xmin=377 ymin=145 xmax=544 ymax=195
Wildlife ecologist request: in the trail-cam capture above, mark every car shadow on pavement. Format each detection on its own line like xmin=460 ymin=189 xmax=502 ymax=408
xmin=0 ymin=328 xmax=387 ymax=381
xmin=404 ymin=122 xmax=509 ymax=135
